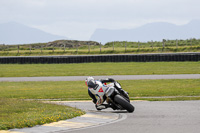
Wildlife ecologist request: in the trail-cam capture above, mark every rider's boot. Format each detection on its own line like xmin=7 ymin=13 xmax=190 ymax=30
xmin=95 ymin=104 xmax=105 ymax=110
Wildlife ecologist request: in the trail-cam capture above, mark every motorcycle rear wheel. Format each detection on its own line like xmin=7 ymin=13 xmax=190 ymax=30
xmin=114 ymin=95 xmax=134 ymax=113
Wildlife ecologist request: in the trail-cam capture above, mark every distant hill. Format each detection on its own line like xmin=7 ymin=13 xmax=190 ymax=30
xmin=0 ymin=22 xmax=66 ymax=44
xmin=90 ymin=20 xmax=200 ymax=44
xmin=46 ymin=40 xmax=100 ymax=48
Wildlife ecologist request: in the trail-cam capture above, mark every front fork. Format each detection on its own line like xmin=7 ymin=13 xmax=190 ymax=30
xmin=106 ymin=96 xmax=123 ymax=110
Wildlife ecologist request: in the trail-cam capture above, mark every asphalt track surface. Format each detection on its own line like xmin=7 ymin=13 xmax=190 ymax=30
xmin=59 ymin=101 xmax=200 ymax=133
xmin=0 ymin=74 xmax=200 ymax=82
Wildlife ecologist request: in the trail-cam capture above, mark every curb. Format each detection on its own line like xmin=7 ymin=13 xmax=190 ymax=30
xmin=1 ymin=112 xmax=120 ymax=133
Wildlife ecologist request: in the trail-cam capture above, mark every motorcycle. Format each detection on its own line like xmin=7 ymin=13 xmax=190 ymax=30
xmin=93 ymin=80 xmax=135 ymax=113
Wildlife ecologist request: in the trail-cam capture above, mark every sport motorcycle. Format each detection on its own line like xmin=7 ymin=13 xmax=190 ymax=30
xmin=92 ymin=80 xmax=135 ymax=113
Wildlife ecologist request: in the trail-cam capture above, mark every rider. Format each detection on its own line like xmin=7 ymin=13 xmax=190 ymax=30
xmin=85 ymin=76 xmax=127 ymax=110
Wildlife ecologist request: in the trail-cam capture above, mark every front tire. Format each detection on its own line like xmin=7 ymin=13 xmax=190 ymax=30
xmin=114 ymin=95 xmax=134 ymax=113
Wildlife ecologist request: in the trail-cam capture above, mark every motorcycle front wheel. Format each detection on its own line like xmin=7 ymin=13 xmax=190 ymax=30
xmin=114 ymin=95 xmax=135 ymax=113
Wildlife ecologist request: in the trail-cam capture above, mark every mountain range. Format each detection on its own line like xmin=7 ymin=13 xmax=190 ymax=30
xmin=0 ymin=22 xmax=66 ymax=44
xmin=90 ymin=20 xmax=200 ymax=44
xmin=1 ymin=20 xmax=200 ymax=45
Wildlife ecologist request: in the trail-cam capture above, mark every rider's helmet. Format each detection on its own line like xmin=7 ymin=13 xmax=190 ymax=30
xmin=85 ymin=77 xmax=95 ymax=87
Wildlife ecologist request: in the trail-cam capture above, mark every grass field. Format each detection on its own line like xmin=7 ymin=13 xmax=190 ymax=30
xmin=0 ymin=98 xmax=85 ymax=130
xmin=1 ymin=46 xmax=200 ymax=56
xmin=1 ymin=38 xmax=200 ymax=56
xmin=0 ymin=62 xmax=199 ymax=77
xmin=0 ymin=79 xmax=200 ymax=100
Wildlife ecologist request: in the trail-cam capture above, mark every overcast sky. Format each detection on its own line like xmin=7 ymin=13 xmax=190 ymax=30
xmin=0 ymin=0 xmax=200 ymax=40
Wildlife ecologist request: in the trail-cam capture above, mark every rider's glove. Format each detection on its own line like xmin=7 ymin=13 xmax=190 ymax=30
xmin=108 ymin=78 xmax=115 ymax=82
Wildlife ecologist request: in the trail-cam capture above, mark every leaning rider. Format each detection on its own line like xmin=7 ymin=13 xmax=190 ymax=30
xmin=85 ymin=76 xmax=127 ymax=110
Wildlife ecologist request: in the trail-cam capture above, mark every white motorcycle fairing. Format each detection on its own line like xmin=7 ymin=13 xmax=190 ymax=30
xmin=88 ymin=81 xmax=114 ymax=105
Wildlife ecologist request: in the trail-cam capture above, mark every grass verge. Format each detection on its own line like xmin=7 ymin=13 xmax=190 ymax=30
xmin=0 ymin=98 xmax=85 ymax=130
xmin=133 ymin=96 xmax=200 ymax=101
xmin=1 ymin=46 xmax=200 ymax=56
xmin=0 ymin=79 xmax=199 ymax=100
xmin=0 ymin=62 xmax=200 ymax=77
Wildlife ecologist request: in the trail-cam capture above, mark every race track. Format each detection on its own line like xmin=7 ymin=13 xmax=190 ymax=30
xmin=4 ymin=74 xmax=200 ymax=133
xmin=0 ymin=74 xmax=200 ymax=82
xmin=9 ymin=101 xmax=200 ymax=133
xmin=58 ymin=101 xmax=200 ymax=133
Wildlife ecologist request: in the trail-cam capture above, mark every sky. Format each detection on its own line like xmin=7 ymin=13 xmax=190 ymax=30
xmin=0 ymin=0 xmax=200 ymax=40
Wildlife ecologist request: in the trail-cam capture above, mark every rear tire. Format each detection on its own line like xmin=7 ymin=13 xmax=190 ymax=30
xmin=114 ymin=95 xmax=134 ymax=113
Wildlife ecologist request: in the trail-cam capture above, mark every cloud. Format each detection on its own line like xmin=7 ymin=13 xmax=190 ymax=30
xmin=1 ymin=0 xmax=200 ymax=40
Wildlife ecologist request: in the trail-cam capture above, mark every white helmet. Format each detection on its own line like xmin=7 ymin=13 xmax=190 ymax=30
xmin=85 ymin=76 xmax=94 ymax=87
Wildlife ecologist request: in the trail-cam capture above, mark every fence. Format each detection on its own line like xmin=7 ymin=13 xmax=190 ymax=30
xmin=1 ymin=39 xmax=200 ymax=54
xmin=0 ymin=53 xmax=199 ymax=64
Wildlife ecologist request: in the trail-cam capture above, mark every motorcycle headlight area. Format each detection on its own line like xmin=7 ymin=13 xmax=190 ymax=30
xmin=105 ymin=87 xmax=115 ymax=97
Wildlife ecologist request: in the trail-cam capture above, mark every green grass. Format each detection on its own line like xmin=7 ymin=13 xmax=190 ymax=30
xmin=0 ymin=79 xmax=200 ymax=100
xmin=134 ymin=97 xmax=200 ymax=101
xmin=0 ymin=81 xmax=86 ymax=99
xmin=0 ymin=98 xmax=85 ymax=130
xmin=1 ymin=46 xmax=200 ymax=56
xmin=0 ymin=62 xmax=199 ymax=77
xmin=1 ymin=38 xmax=200 ymax=56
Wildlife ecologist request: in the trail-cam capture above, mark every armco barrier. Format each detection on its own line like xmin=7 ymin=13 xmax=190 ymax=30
xmin=0 ymin=53 xmax=200 ymax=64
